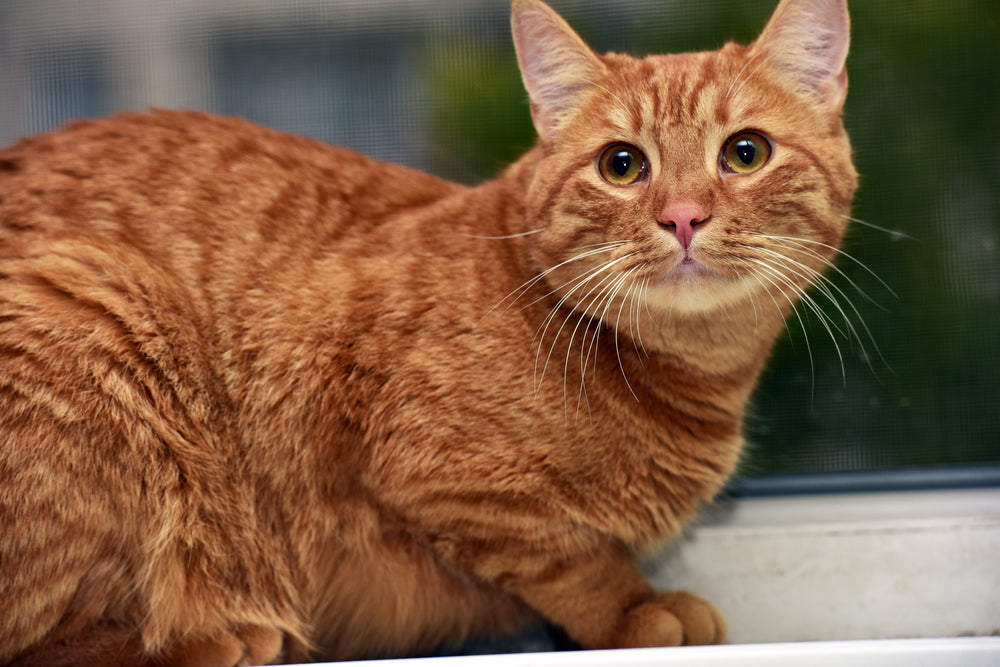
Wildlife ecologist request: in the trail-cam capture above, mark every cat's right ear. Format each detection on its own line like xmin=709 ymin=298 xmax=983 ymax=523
xmin=511 ymin=0 xmax=605 ymax=141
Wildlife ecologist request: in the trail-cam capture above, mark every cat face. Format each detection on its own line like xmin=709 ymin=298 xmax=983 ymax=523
xmin=513 ymin=0 xmax=857 ymax=320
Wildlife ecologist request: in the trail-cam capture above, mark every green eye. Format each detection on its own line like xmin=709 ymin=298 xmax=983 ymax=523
xmin=597 ymin=143 xmax=647 ymax=186
xmin=722 ymin=132 xmax=772 ymax=174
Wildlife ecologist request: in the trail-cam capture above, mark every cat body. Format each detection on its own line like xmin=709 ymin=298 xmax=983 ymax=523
xmin=0 ymin=0 xmax=855 ymax=664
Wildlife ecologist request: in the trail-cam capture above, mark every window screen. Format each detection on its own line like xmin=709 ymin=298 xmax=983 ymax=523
xmin=2 ymin=0 xmax=997 ymax=486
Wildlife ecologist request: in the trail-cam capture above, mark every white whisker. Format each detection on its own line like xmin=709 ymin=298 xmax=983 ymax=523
xmin=563 ymin=268 xmax=630 ymax=421
xmin=743 ymin=266 xmax=795 ymax=341
xmin=460 ymin=228 xmax=547 ymax=240
xmin=755 ymin=234 xmax=899 ymax=298
xmin=627 ymin=272 xmax=649 ymax=360
xmin=751 ymin=246 xmax=851 ymax=338
xmin=641 ymin=275 xmax=656 ymax=325
xmin=641 ymin=275 xmax=656 ymax=355
xmin=738 ymin=273 xmax=762 ymax=331
xmin=481 ymin=241 xmax=624 ymax=322
xmin=726 ymin=49 xmax=766 ymax=100
xmin=749 ymin=257 xmax=846 ymax=383
xmin=533 ymin=252 xmax=637 ymax=402
xmin=611 ymin=269 xmax=642 ymax=402
xmin=743 ymin=262 xmax=817 ymax=396
xmin=745 ymin=233 xmax=893 ymax=373
xmin=520 ymin=242 xmax=632 ymax=312
xmin=841 ymin=214 xmax=913 ymax=241
xmin=757 ymin=232 xmax=897 ymax=300
xmin=576 ymin=269 xmax=637 ymax=419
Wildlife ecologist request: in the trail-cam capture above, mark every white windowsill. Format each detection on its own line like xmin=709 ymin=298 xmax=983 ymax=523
xmin=310 ymin=638 xmax=1000 ymax=666
xmin=650 ymin=487 xmax=1000 ymax=644
xmin=295 ymin=488 xmax=1000 ymax=666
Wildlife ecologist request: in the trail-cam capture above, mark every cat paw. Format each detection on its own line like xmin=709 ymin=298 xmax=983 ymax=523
xmin=611 ymin=591 xmax=726 ymax=648
xmin=154 ymin=625 xmax=285 ymax=667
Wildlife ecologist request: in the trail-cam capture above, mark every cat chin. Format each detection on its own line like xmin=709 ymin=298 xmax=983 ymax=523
xmin=645 ymin=268 xmax=751 ymax=315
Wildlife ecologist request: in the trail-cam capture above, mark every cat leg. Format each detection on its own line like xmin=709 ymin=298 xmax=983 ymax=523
xmin=453 ymin=535 xmax=725 ymax=649
xmin=147 ymin=625 xmax=288 ymax=667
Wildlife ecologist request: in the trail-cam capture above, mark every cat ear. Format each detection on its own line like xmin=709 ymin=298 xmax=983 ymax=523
xmin=750 ymin=0 xmax=850 ymax=111
xmin=511 ymin=0 xmax=606 ymax=140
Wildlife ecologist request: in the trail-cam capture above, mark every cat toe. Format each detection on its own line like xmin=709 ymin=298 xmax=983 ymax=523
xmin=612 ymin=591 xmax=725 ymax=648
xmin=233 ymin=625 xmax=285 ymax=666
xmin=656 ymin=590 xmax=726 ymax=645
xmin=155 ymin=625 xmax=285 ymax=667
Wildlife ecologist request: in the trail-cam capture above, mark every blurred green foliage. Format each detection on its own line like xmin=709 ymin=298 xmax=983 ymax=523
xmin=420 ymin=0 xmax=1000 ymax=476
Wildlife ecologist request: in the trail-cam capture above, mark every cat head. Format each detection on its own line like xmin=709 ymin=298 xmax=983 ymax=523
xmin=511 ymin=0 xmax=857 ymax=320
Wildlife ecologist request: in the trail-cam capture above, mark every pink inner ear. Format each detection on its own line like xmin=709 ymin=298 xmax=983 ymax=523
xmin=751 ymin=0 xmax=850 ymax=110
xmin=511 ymin=0 xmax=605 ymax=138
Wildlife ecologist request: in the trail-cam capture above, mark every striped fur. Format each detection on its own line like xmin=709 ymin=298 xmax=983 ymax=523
xmin=0 ymin=0 xmax=855 ymax=664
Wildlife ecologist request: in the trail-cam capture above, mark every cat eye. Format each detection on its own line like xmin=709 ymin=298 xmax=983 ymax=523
xmin=721 ymin=132 xmax=772 ymax=174
xmin=597 ymin=143 xmax=647 ymax=186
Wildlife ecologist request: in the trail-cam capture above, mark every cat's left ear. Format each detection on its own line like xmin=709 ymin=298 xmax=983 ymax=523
xmin=511 ymin=0 xmax=606 ymax=140
xmin=750 ymin=0 xmax=850 ymax=111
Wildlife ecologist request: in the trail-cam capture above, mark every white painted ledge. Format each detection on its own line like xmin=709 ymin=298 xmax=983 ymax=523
xmin=315 ymin=638 xmax=1000 ymax=666
xmin=649 ymin=488 xmax=1000 ymax=643
xmin=295 ymin=488 xmax=1000 ymax=666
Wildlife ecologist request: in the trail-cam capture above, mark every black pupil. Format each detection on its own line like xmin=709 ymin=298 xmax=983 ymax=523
xmin=736 ymin=139 xmax=755 ymax=165
xmin=612 ymin=151 xmax=632 ymax=176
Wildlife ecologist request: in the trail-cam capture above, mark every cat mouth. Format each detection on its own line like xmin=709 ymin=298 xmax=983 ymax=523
xmin=663 ymin=255 xmax=715 ymax=281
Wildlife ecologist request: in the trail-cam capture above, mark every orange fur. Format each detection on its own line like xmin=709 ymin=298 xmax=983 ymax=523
xmin=0 ymin=0 xmax=856 ymax=664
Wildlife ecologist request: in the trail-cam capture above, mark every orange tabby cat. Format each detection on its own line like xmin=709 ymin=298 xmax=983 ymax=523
xmin=0 ymin=0 xmax=855 ymax=664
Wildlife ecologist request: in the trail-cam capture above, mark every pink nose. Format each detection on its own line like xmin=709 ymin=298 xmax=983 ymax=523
xmin=659 ymin=202 xmax=710 ymax=250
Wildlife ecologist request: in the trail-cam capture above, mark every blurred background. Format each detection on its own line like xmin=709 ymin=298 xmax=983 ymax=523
xmin=2 ymin=0 xmax=998 ymax=490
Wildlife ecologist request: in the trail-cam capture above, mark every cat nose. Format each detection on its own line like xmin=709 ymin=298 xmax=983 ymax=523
xmin=659 ymin=202 xmax=710 ymax=250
